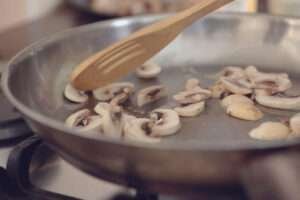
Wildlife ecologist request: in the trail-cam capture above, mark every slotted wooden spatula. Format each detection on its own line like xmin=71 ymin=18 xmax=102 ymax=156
xmin=71 ymin=0 xmax=234 ymax=90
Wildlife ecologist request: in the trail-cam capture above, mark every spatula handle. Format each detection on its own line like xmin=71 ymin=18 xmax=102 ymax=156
xmin=134 ymin=0 xmax=234 ymax=37
xmin=176 ymin=0 xmax=234 ymax=27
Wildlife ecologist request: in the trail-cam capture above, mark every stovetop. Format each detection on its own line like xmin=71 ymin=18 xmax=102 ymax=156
xmin=0 ymin=61 xmax=247 ymax=200
xmin=0 ymin=134 xmax=248 ymax=200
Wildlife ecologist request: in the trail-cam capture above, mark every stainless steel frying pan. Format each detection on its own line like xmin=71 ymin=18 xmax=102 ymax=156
xmin=2 ymin=13 xmax=300 ymax=199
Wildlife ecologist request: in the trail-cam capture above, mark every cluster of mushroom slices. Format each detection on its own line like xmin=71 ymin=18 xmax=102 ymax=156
xmin=65 ymin=103 xmax=181 ymax=143
xmin=173 ymin=78 xmax=211 ymax=117
xmin=64 ymin=62 xmax=300 ymax=143
xmin=249 ymin=112 xmax=300 ymax=141
xmin=211 ymin=65 xmax=300 ymax=140
xmin=211 ymin=66 xmax=268 ymax=121
xmin=64 ymin=62 xmax=182 ymax=143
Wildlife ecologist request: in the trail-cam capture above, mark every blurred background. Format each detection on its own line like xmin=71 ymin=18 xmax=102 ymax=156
xmin=0 ymin=0 xmax=300 ymax=60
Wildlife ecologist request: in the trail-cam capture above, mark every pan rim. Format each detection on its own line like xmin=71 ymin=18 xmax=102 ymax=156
xmin=3 ymin=12 xmax=300 ymax=151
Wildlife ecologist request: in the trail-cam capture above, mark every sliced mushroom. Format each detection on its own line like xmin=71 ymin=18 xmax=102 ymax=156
xmin=149 ymin=109 xmax=181 ymax=137
xmin=123 ymin=116 xmax=161 ymax=143
xmin=226 ymin=103 xmax=263 ymax=121
xmin=65 ymin=109 xmax=102 ymax=132
xmin=137 ymin=85 xmax=167 ymax=107
xmin=110 ymin=90 xmax=131 ymax=106
xmin=210 ymin=81 xmax=229 ymax=99
xmin=289 ymin=113 xmax=300 ymax=136
xmin=185 ymin=78 xmax=200 ymax=90
xmin=255 ymin=94 xmax=300 ymax=110
xmin=136 ymin=62 xmax=162 ymax=79
xmin=93 ymin=82 xmax=134 ymax=101
xmin=173 ymin=86 xmax=211 ymax=105
xmin=65 ymin=109 xmax=90 ymax=127
xmin=245 ymin=66 xmax=292 ymax=94
xmin=94 ymin=103 xmax=123 ymax=138
xmin=220 ymin=66 xmax=246 ymax=79
xmin=221 ymin=94 xmax=254 ymax=109
xmin=220 ymin=77 xmax=252 ymax=95
xmin=249 ymin=122 xmax=290 ymax=140
xmin=174 ymin=101 xmax=205 ymax=117
xmin=254 ymin=89 xmax=273 ymax=97
xmin=64 ymin=83 xmax=88 ymax=103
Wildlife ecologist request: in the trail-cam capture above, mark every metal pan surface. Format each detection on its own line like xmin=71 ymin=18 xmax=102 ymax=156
xmin=3 ymin=13 xmax=300 ymax=193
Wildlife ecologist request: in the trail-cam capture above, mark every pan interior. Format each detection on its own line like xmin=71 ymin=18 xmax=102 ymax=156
xmin=6 ymin=13 xmax=300 ymax=149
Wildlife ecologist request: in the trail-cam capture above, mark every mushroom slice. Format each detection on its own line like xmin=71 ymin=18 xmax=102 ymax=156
xmin=185 ymin=78 xmax=200 ymax=90
xmin=93 ymin=82 xmax=134 ymax=101
xmin=110 ymin=91 xmax=130 ymax=106
xmin=80 ymin=116 xmax=103 ymax=132
xmin=226 ymin=103 xmax=263 ymax=121
xmin=255 ymin=94 xmax=300 ymax=110
xmin=220 ymin=66 xmax=246 ymax=79
xmin=65 ymin=109 xmax=91 ymax=127
xmin=221 ymin=94 xmax=254 ymax=109
xmin=289 ymin=113 xmax=300 ymax=136
xmin=220 ymin=77 xmax=252 ymax=95
xmin=210 ymin=81 xmax=229 ymax=99
xmin=137 ymin=85 xmax=167 ymax=107
xmin=174 ymin=86 xmax=211 ymax=105
xmin=249 ymin=122 xmax=290 ymax=140
xmin=245 ymin=66 xmax=292 ymax=93
xmin=65 ymin=109 xmax=102 ymax=132
xmin=174 ymin=102 xmax=205 ymax=117
xmin=136 ymin=62 xmax=162 ymax=79
xmin=94 ymin=103 xmax=123 ymax=138
xmin=149 ymin=109 xmax=181 ymax=137
xmin=64 ymin=84 xmax=88 ymax=103
xmin=123 ymin=116 xmax=161 ymax=143
xmin=254 ymin=89 xmax=273 ymax=97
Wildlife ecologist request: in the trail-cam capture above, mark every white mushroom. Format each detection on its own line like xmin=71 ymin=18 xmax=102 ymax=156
xmin=123 ymin=116 xmax=160 ymax=143
xmin=211 ymin=66 xmax=252 ymax=98
xmin=226 ymin=103 xmax=263 ymax=121
xmin=174 ymin=101 xmax=205 ymax=117
xmin=249 ymin=122 xmax=290 ymax=140
xmin=136 ymin=62 xmax=162 ymax=79
xmin=220 ymin=77 xmax=252 ymax=95
xmin=185 ymin=78 xmax=200 ymax=90
xmin=220 ymin=66 xmax=246 ymax=79
xmin=93 ymin=82 xmax=134 ymax=101
xmin=255 ymin=94 xmax=300 ymax=110
xmin=149 ymin=109 xmax=181 ymax=137
xmin=65 ymin=109 xmax=102 ymax=132
xmin=221 ymin=94 xmax=254 ymax=109
xmin=245 ymin=66 xmax=292 ymax=94
xmin=289 ymin=113 xmax=300 ymax=136
xmin=173 ymin=86 xmax=211 ymax=105
xmin=64 ymin=84 xmax=88 ymax=103
xmin=254 ymin=89 xmax=273 ymax=97
xmin=94 ymin=103 xmax=123 ymax=138
xmin=210 ymin=81 xmax=228 ymax=99
xmin=110 ymin=91 xmax=131 ymax=106
xmin=137 ymin=85 xmax=167 ymax=107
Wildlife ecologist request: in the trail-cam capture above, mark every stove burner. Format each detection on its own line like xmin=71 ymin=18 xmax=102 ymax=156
xmin=0 ymin=136 xmax=248 ymax=200
xmin=0 ymin=136 xmax=159 ymax=200
xmin=0 ymin=118 xmax=32 ymax=144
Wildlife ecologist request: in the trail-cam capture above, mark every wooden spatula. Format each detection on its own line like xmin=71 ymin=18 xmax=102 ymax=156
xmin=71 ymin=0 xmax=234 ymax=90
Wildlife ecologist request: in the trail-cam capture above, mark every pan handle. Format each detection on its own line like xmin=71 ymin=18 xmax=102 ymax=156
xmin=241 ymin=149 xmax=300 ymax=200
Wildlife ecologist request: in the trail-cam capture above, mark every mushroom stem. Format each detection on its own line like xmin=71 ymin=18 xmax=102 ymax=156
xmin=137 ymin=85 xmax=167 ymax=107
